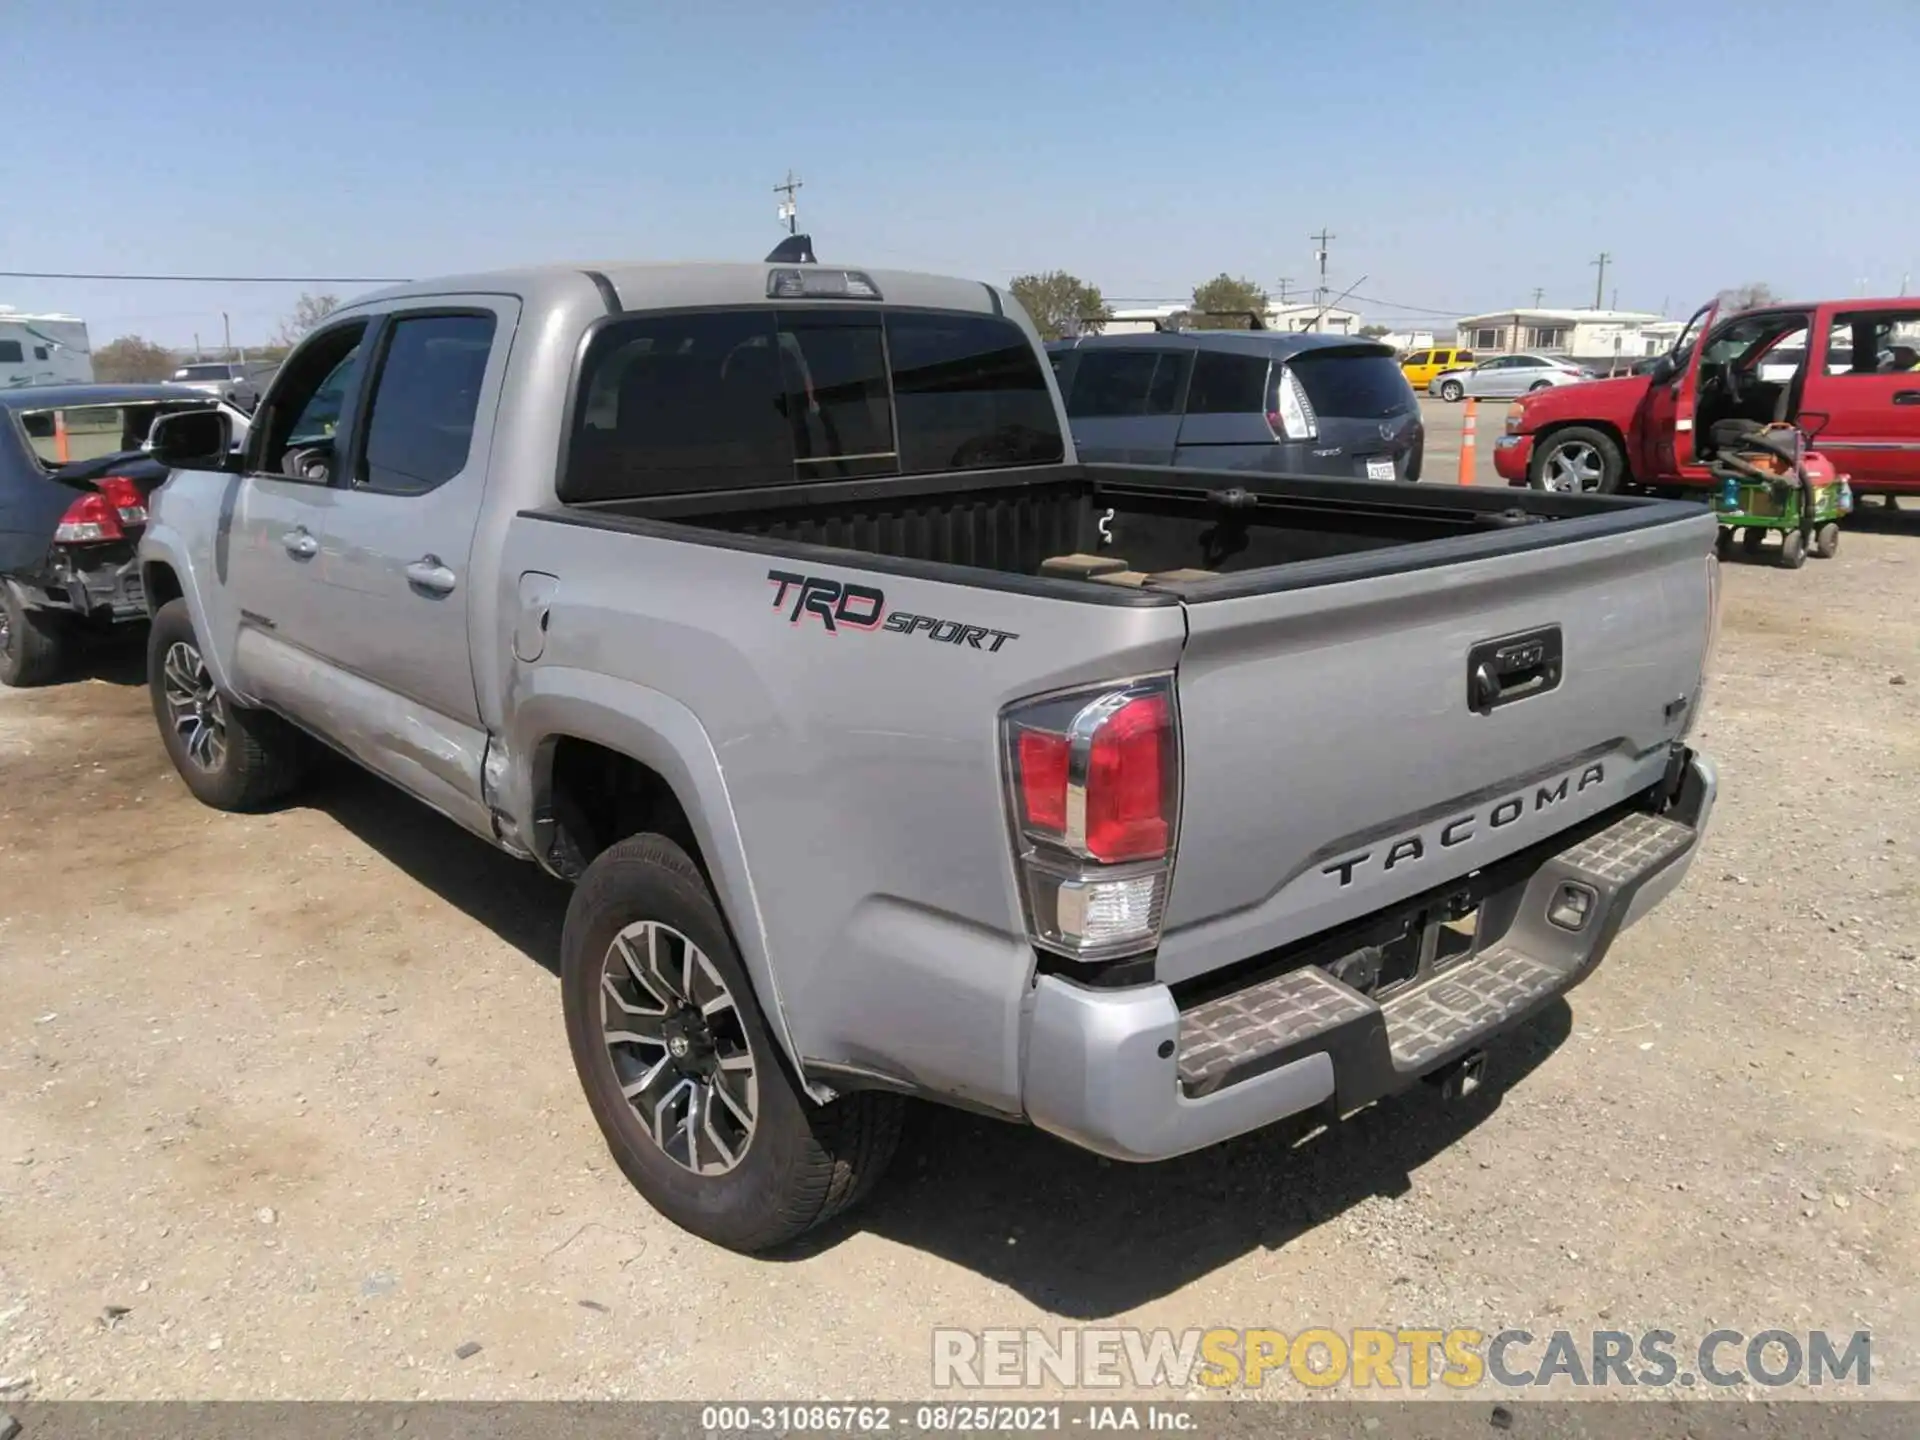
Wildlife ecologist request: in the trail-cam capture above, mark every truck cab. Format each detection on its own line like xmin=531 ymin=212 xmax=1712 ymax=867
xmin=1495 ymin=297 xmax=1920 ymax=499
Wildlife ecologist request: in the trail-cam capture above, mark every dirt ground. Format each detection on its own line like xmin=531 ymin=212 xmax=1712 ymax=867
xmin=1 ymin=505 xmax=1916 ymax=1404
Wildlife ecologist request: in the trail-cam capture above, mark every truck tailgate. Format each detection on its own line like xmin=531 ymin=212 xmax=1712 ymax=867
xmin=1157 ymin=509 xmax=1717 ymax=983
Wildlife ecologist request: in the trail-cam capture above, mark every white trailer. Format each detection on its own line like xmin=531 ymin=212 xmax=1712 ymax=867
xmin=0 ymin=308 xmax=93 ymax=388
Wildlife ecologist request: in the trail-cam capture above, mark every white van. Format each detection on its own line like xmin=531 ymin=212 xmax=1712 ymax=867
xmin=0 ymin=309 xmax=94 ymax=388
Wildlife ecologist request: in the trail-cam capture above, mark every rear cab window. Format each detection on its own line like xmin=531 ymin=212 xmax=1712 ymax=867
xmin=562 ymin=307 xmax=1064 ymax=501
xmin=1185 ymin=351 xmax=1270 ymax=414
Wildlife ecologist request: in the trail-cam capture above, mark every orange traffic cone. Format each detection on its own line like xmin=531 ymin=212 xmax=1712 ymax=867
xmin=54 ymin=410 xmax=70 ymax=464
xmin=1456 ymin=398 xmax=1476 ymax=486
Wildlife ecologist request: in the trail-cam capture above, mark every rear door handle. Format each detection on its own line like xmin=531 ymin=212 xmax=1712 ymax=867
xmin=1893 ymin=390 xmax=1920 ymax=405
xmin=282 ymin=527 xmax=318 ymax=560
xmin=405 ymin=556 xmax=458 ymax=596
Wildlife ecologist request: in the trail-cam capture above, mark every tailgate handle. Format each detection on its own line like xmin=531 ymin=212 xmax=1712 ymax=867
xmin=1893 ymin=390 xmax=1920 ymax=405
xmin=1468 ymin=626 xmax=1563 ymax=714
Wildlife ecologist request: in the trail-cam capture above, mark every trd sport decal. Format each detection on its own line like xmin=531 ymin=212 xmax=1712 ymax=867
xmin=767 ymin=570 xmax=1020 ymax=652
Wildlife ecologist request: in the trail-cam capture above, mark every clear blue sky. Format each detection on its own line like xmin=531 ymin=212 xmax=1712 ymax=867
xmin=6 ymin=0 xmax=1916 ymax=349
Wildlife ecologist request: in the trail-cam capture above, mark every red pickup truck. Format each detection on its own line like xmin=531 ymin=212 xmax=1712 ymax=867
xmin=1494 ymin=297 xmax=1920 ymax=499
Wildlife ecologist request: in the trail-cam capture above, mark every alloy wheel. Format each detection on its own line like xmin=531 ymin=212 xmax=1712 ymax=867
xmin=600 ymin=920 xmax=758 ymax=1176
xmin=161 ymin=640 xmax=228 ymax=771
xmin=1541 ymin=441 xmax=1602 ymax=493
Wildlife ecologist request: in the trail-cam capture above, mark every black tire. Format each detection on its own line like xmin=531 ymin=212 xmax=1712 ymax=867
xmin=1778 ymin=529 xmax=1807 ymax=569
xmin=1439 ymin=379 xmax=1464 ymax=402
xmin=1814 ymin=522 xmax=1841 ymax=559
xmin=1740 ymin=526 xmax=1766 ymax=555
xmin=0 ymin=585 xmax=66 ymax=688
xmin=1528 ymin=380 xmax=1553 ymax=392
xmin=1715 ymin=527 xmax=1733 ymax=561
xmin=562 ymin=833 xmax=904 ymax=1252
xmin=147 ymin=598 xmax=309 ymax=810
xmin=1529 ymin=425 xmax=1624 ymax=495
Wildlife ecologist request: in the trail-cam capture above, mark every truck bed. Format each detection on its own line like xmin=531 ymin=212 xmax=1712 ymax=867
xmin=546 ymin=462 xmax=1703 ymax=600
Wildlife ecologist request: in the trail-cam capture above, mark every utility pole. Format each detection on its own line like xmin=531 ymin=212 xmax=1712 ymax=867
xmin=1275 ymin=277 xmax=1294 ymax=307
xmin=1611 ymin=288 xmax=1619 ymax=311
xmin=1310 ymin=229 xmax=1335 ymax=330
xmin=1531 ymin=287 xmax=1545 ymax=307
xmin=774 ymin=170 xmax=803 ymax=235
xmin=193 ymin=331 xmax=201 ymax=361
xmin=222 ymin=311 xmax=232 ymax=360
xmin=1590 ymin=251 xmax=1611 ymax=310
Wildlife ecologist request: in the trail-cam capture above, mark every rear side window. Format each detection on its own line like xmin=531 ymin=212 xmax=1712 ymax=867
xmin=357 ymin=313 xmax=497 ymax=496
xmin=1456 ymin=350 xmax=1474 ymax=362
xmin=886 ymin=312 xmax=1064 ymax=473
xmin=1064 ymin=349 xmax=1189 ymax=418
xmin=1185 ymin=351 xmax=1269 ymax=414
xmin=1403 ymin=350 xmax=1431 ymax=366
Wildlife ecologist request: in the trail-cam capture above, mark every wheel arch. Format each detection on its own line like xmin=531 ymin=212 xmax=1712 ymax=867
xmin=137 ymin=532 xmax=239 ymax=695
xmin=510 ymin=675 xmax=811 ymax=1093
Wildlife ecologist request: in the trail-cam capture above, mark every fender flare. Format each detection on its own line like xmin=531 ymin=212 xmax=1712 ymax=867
xmin=505 ymin=669 xmax=815 ymax=1095
xmin=138 ymin=527 xmax=240 ymax=697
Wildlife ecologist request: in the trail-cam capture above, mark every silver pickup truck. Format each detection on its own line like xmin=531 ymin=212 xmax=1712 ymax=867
xmin=138 ymin=258 xmax=1721 ymax=1253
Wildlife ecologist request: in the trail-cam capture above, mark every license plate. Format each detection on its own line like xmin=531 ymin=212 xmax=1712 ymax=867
xmin=1366 ymin=457 xmax=1396 ymax=480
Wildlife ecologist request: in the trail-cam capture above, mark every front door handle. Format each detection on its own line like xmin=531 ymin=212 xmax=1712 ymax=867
xmin=283 ymin=527 xmax=318 ymax=560
xmin=1893 ymin=389 xmax=1920 ymax=405
xmin=405 ymin=556 xmax=458 ymax=596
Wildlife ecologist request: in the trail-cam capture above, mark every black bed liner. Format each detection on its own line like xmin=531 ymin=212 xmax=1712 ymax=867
xmin=523 ymin=461 xmax=1706 ymax=606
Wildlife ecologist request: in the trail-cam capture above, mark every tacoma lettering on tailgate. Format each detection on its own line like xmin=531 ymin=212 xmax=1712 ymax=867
xmin=1321 ymin=762 xmax=1607 ymax=887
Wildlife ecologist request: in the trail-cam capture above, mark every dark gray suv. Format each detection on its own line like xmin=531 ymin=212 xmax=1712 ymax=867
xmin=1048 ymin=331 xmax=1423 ymax=482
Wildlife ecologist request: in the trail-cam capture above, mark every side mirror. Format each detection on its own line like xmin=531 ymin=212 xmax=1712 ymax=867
xmin=147 ymin=409 xmax=238 ymax=470
xmin=1647 ymin=354 xmax=1677 ymax=385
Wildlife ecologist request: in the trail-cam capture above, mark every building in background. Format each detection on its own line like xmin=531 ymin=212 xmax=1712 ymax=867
xmin=1098 ymin=302 xmax=1361 ymax=336
xmin=1450 ymin=307 xmax=1683 ymax=371
xmin=0 ymin=308 xmax=93 ymax=388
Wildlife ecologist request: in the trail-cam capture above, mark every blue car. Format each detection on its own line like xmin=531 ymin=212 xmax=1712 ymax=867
xmin=1047 ymin=329 xmax=1423 ymax=483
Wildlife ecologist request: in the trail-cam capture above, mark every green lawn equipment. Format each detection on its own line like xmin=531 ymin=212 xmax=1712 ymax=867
xmin=1709 ymin=422 xmax=1852 ymax=569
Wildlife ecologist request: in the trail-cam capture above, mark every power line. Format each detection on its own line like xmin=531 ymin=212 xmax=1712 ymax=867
xmin=1 ymin=269 xmax=408 ymax=284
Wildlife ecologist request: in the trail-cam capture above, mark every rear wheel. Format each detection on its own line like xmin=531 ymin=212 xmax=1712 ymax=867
xmin=1740 ymin=526 xmax=1766 ymax=555
xmin=562 ymin=834 xmax=904 ymax=1252
xmin=1439 ymin=379 xmax=1464 ymax=402
xmin=1530 ymin=426 xmax=1623 ymax=495
xmin=1528 ymin=380 xmax=1554 ymax=392
xmin=0 ymin=585 xmax=66 ymax=688
xmin=148 ymin=599 xmax=309 ymax=810
xmin=1778 ymin=529 xmax=1807 ymax=569
xmin=1814 ymin=522 xmax=1841 ymax=558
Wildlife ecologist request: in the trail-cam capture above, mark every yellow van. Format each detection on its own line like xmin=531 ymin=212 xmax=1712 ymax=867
xmin=1401 ymin=346 xmax=1475 ymax=392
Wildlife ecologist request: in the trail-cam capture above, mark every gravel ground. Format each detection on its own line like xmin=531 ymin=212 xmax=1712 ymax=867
xmin=1 ymin=506 xmax=1916 ymax=1404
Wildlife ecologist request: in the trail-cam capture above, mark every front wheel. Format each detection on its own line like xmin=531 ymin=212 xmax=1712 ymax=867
xmin=1438 ymin=379 xmax=1464 ymax=402
xmin=1814 ymin=522 xmax=1841 ymax=559
xmin=1778 ymin=529 xmax=1808 ymax=569
xmin=562 ymin=833 xmax=904 ymax=1252
xmin=1530 ymin=426 xmax=1623 ymax=495
xmin=148 ymin=599 xmax=310 ymax=810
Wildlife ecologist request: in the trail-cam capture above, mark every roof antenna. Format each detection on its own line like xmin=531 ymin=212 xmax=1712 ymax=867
xmin=765 ymin=233 xmax=816 ymax=264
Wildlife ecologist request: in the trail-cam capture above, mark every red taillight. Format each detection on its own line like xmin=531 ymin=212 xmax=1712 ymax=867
xmin=1003 ymin=678 xmax=1180 ymax=961
xmin=98 ymin=475 xmax=149 ymax=528
xmin=53 ymin=493 xmax=124 ymax=544
xmin=1083 ymin=693 xmax=1170 ymax=862
xmin=1017 ymin=729 xmax=1070 ymax=834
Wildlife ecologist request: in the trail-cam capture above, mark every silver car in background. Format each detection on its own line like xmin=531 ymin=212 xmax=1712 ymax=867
xmin=169 ymin=360 xmax=277 ymax=412
xmin=1429 ymin=353 xmax=1591 ymax=402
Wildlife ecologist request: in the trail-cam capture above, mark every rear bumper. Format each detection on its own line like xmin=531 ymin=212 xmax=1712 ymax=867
xmin=18 ymin=546 xmax=148 ymax=624
xmin=1493 ymin=433 xmax=1532 ymax=484
xmin=1020 ymin=749 xmax=1717 ymax=1162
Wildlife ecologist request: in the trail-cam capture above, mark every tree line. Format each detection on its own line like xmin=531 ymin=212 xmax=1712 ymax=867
xmin=91 ymin=293 xmax=341 ymax=383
